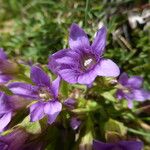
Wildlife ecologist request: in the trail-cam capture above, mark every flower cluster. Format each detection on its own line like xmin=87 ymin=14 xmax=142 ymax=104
xmin=0 ymin=23 xmax=149 ymax=150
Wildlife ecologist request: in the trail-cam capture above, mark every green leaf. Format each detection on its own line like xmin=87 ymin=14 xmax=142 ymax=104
xmin=19 ymin=116 xmax=46 ymax=134
xmin=101 ymin=90 xmax=116 ymax=102
xmin=105 ymin=131 xmax=123 ymax=142
xmin=61 ymin=80 xmax=69 ymax=98
xmin=105 ymin=118 xmax=127 ymax=136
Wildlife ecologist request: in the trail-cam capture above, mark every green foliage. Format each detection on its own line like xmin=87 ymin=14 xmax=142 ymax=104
xmin=19 ymin=116 xmax=43 ymax=134
xmin=105 ymin=118 xmax=127 ymax=136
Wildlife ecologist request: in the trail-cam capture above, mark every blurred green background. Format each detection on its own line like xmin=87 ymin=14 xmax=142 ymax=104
xmin=0 ymin=0 xmax=150 ymax=88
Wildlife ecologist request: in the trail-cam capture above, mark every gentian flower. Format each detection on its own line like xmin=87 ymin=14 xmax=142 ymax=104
xmin=0 ymin=128 xmax=29 ymax=150
xmin=9 ymin=66 xmax=62 ymax=124
xmin=116 ymin=73 xmax=150 ymax=108
xmin=48 ymin=23 xmax=120 ymax=85
xmin=93 ymin=140 xmax=143 ymax=150
xmin=0 ymin=48 xmax=19 ymax=84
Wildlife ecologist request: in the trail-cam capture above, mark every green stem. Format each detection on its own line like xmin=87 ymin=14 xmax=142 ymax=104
xmin=84 ymin=0 xmax=89 ymax=27
xmin=127 ymin=128 xmax=150 ymax=137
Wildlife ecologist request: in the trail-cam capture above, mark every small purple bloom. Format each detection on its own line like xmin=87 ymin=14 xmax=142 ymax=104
xmin=48 ymin=23 xmax=120 ymax=85
xmin=70 ymin=117 xmax=81 ymax=130
xmin=9 ymin=66 xmax=62 ymax=124
xmin=0 ymin=128 xmax=29 ymax=150
xmin=64 ymin=98 xmax=76 ymax=109
xmin=93 ymin=140 xmax=143 ymax=150
xmin=116 ymin=73 xmax=150 ymax=108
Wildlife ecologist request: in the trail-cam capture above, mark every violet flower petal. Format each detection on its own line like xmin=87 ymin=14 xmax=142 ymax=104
xmin=93 ymin=140 xmax=113 ymax=150
xmin=77 ymin=69 xmax=98 ymax=84
xmin=58 ymin=69 xmax=79 ymax=84
xmin=44 ymin=101 xmax=62 ymax=124
xmin=70 ymin=118 xmax=81 ymax=130
xmin=30 ymin=66 xmax=51 ymax=87
xmin=0 ymin=48 xmax=7 ymax=60
xmin=0 ymin=75 xmax=12 ymax=84
xmin=127 ymin=99 xmax=134 ymax=109
xmin=69 ymin=23 xmax=90 ymax=51
xmin=132 ymin=89 xmax=150 ymax=101
xmin=119 ymin=141 xmax=143 ymax=150
xmin=0 ymin=129 xmax=28 ymax=150
xmin=96 ymin=59 xmax=120 ymax=77
xmin=9 ymin=82 xmax=39 ymax=99
xmin=0 ymin=93 xmax=11 ymax=114
xmin=123 ymin=93 xmax=134 ymax=108
xmin=51 ymin=76 xmax=61 ymax=98
xmin=118 ymin=73 xmax=129 ymax=86
xmin=0 ymin=112 xmax=12 ymax=132
xmin=127 ymin=76 xmax=143 ymax=89
xmin=116 ymin=90 xmax=124 ymax=100
xmin=48 ymin=49 xmax=78 ymax=74
xmin=0 ymin=142 xmax=7 ymax=149
xmin=30 ymin=102 xmax=45 ymax=122
xmin=93 ymin=140 xmax=143 ymax=150
xmin=91 ymin=26 xmax=106 ymax=55
xmin=64 ymin=98 xmax=76 ymax=109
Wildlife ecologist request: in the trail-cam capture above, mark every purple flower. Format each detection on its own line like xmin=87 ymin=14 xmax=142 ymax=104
xmin=0 ymin=128 xmax=29 ymax=150
xmin=0 ymin=48 xmax=19 ymax=84
xmin=116 ymin=73 xmax=150 ymax=108
xmin=9 ymin=66 xmax=62 ymax=124
xmin=93 ymin=140 xmax=143 ymax=150
xmin=48 ymin=23 xmax=120 ymax=85
xmin=70 ymin=117 xmax=81 ymax=130
xmin=64 ymin=98 xmax=76 ymax=109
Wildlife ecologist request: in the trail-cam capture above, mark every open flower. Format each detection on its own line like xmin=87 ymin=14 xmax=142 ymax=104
xmin=0 ymin=48 xmax=19 ymax=84
xmin=116 ymin=73 xmax=150 ymax=108
xmin=9 ymin=66 xmax=62 ymax=124
xmin=48 ymin=23 xmax=120 ymax=85
xmin=93 ymin=140 xmax=143 ymax=150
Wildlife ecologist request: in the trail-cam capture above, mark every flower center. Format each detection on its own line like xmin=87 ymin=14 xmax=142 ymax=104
xmin=82 ymin=57 xmax=96 ymax=70
xmin=38 ymin=87 xmax=52 ymax=101
xmin=84 ymin=58 xmax=93 ymax=67
xmin=123 ymin=88 xmax=130 ymax=94
xmin=118 ymin=84 xmax=131 ymax=94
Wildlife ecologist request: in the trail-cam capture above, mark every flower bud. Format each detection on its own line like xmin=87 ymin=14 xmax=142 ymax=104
xmin=0 ymin=128 xmax=29 ymax=150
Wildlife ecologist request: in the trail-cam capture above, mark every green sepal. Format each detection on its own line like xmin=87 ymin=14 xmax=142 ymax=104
xmin=18 ymin=116 xmax=47 ymax=134
xmin=105 ymin=118 xmax=127 ymax=138
xmin=101 ymin=89 xmax=117 ymax=102
xmin=0 ymin=85 xmax=13 ymax=95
